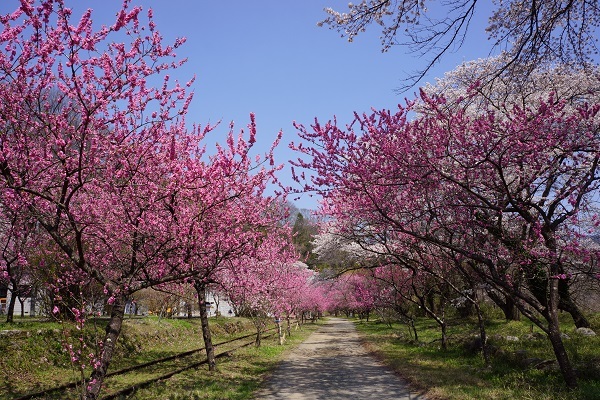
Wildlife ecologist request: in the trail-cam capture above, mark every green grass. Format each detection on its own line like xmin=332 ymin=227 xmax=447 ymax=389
xmin=0 ymin=316 xmax=322 ymax=400
xmin=0 ymin=318 xmax=65 ymax=331
xmin=355 ymin=315 xmax=600 ymax=400
xmin=127 ymin=320 xmax=322 ymax=400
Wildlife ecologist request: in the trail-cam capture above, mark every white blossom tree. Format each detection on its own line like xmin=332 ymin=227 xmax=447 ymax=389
xmin=421 ymin=55 xmax=600 ymax=114
xmin=320 ymin=1 xmax=600 ymax=88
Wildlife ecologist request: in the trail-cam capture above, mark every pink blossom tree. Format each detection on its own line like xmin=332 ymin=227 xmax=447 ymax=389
xmin=340 ymin=272 xmax=377 ymax=321
xmin=0 ymin=1 xmax=194 ymax=394
xmin=179 ymin=126 xmax=284 ymax=369
xmin=291 ymin=88 xmax=600 ymax=388
xmin=0 ymin=1 xmax=284 ymax=397
xmin=218 ymin=227 xmax=320 ymax=346
xmin=420 ymin=59 xmax=600 ymax=327
xmin=368 ymin=266 xmax=420 ymax=339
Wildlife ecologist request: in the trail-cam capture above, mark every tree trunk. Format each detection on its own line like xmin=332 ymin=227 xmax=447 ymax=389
xmin=426 ymin=292 xmax=436 ymax=314
xmin=547 ymin=322 xmax=578 ymax=388
xmin=558 ymin=278 xmax=590 ymax=328
xmin=29 ymin=286 xmax=37 ymax=317
xmin=410 ymin=319 xmax=418 ymax=342
xmin=414 ymin=286 xmax=446 ymax=349
xmin=440 ymin=321 xmax=447 ymax=350
xmin=486 ymin=289 xmax=520 ymax=321
xmin=528 ymin=267 xmax=588 ymax=328
xmin=547 ymin=275 xmax=578 ymax=389
xmin=194 ymin=281 xmax=216 ymax=371
xmin=19 ymin=297 xmax=25 ymax=317
xmin=439 ymin=295 xmax=448 ymax=350
xmin=560 ymin=298 xmax=590 ymax=328
xmin=277 ymin=319 xmax=284 ymax=345
xmin=84 ymin=296 xmax=126 ymax=400
xmin=6 ymin=285 xmax=16 ymax=323
xmin=503 ymin=296 xmax=520 ymax=321
xmin=255 ymin=323 xmax=262 ymax=347
xmin=213 ymin=295 xmax=220 ymax=318
xmin=475 ymin=298 xmax=491 ymax=366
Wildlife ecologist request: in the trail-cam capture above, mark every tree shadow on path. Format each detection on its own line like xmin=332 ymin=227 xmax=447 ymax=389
xmin=253 ymin=318 xmax=428 ymax=400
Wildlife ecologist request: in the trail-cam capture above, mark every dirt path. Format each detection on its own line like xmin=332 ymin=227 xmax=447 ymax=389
xmin=253 ymin=318 xmax=427 ymax=400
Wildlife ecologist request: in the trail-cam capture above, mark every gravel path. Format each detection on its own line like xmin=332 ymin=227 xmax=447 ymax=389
xmin=253 ymin=318 xmax=427 ymax=400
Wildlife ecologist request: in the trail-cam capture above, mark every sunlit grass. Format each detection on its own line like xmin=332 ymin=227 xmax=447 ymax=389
xmin=129 ymin=320 xmax=323 ymax=400
xmin=355 ymin=315 xmax=600 ymax=400
xmin=0 ymin=316 xmax=322 ymax=400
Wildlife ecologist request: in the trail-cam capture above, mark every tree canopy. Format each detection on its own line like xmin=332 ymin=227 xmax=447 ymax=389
xmin=320 ymin=0 xmax=600 ymax=88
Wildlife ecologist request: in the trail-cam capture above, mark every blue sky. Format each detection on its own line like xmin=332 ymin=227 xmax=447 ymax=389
xmin=2 ymin=1 xmax=494 ymax=209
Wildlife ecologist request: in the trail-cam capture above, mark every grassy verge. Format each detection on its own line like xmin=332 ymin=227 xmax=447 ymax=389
xmin=0 ymin=316 xmax=322 ymax=400
xmin=129 ymin=322 xmax=322 ymax=400
xmin=355 ymin=314 xmax=600 ymax=400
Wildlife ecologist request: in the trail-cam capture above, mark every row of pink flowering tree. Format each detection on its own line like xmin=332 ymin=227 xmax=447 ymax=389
xmin=292 ymin=62 xmax=600 ymax=388
xmin=218 ymin=231 xmax=327 ymax=346
xmin=0 ymin=2 xmax=319 ymax=399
